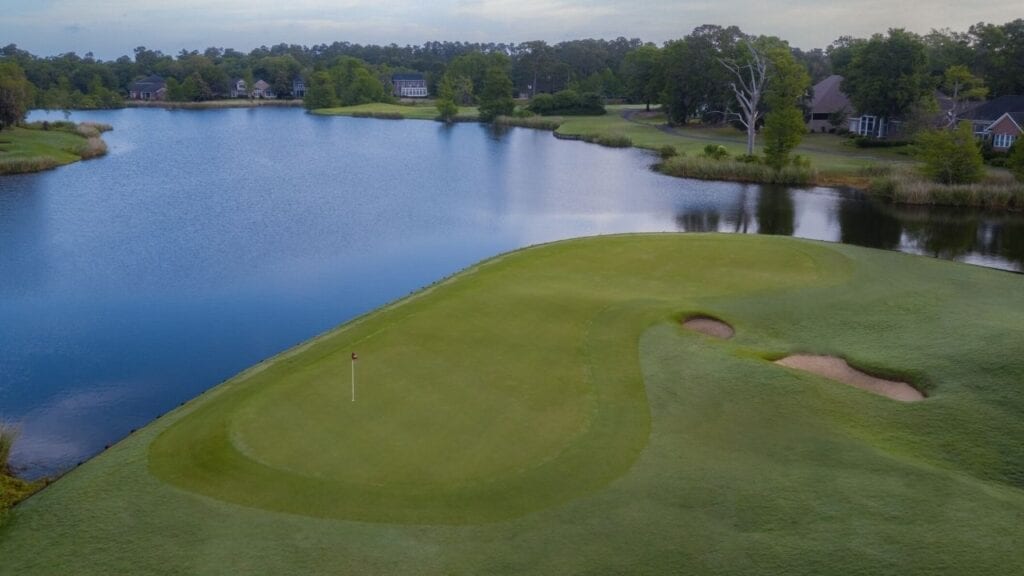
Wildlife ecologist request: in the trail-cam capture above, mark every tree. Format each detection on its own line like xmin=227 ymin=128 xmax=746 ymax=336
xmin=1008 ymin=142 xmax=1024 ymax=183
xmin=0 ymin=61 xmax=33 ymax=130
xmin=841 ymin=29 xmax=932 ymax=127
xmin=916 ymin=122 xmax=985 ymax=184
xmin=941 ymin=65 xmax=987 ymax=127
xmin=303 ymin=71 xmax=338 ymax=110
xmin=477 ymin=66 xmax=514 ymax=121
xmin=435 ymin=74 xmax=458 ymax=122
xmin=719 ymin=39 xmax=769 ymax=155
xmin=620 ymin=45 xmax=662 ymax=110
xmin=762 ymin=43 xmax=811 ymax=170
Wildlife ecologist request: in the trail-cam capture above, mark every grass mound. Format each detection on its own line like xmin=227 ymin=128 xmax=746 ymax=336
xmin=2 ymin=234 xmax=1024 ymax=574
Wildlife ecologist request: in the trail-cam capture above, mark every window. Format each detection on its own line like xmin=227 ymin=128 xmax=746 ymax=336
xmin=993 ymin=133 xmax=1017 ymax=149
xmin=858 ymin=116 xmax=876 ymax=136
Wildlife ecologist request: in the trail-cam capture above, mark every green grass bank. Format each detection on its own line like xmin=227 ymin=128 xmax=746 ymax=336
xmin=1 ymin=234 xmax=1022 ymax=574
xmin=0 ymin=121 xmax=111 ymax=175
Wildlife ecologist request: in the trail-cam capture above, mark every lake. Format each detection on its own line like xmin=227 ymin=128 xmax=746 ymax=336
xmin=2 ymin=107 xmax=1022 ymax=477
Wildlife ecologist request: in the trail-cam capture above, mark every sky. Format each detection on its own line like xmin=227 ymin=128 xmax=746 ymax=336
xmin=0 ymin=0 xmax=1017 ymax=59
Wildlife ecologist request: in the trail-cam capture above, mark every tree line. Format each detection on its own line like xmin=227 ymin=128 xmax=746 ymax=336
xmin=1 ymin=21 xmax=1022 ymax=111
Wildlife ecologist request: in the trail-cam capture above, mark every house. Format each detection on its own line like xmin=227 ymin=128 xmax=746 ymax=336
xmin=128 ymin=75 xmax=167 ymax=101
xmin=391 ymin=73 xmax=428 ymax=98
xmin=229 ymin=78 xmax=248 ymax=98
xmin=251 ymin=79 xmax=275 ymax=99
xmin=807 ymin=75 xmax=853 ymax=133
xmin=292 ymin=77 xmax=306 ymax=98
xmin=962 ymin=95 xmax=1024 ymax=151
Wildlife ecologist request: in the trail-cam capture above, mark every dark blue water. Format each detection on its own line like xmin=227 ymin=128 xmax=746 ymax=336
xmin=2 ymin=108 xmax=1022 ymax=477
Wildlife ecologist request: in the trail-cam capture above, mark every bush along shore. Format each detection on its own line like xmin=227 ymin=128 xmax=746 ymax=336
xmin=0 ymin=423 xmax=46 ymax=527
xmin=0 ymin=120 xmax=111 ymax=175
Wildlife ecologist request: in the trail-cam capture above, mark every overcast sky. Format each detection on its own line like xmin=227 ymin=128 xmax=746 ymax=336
xmin=1 ymin=0 xmax=1016 ymax=59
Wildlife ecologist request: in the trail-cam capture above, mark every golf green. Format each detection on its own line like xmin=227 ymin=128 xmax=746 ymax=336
xmin=2 ymin=234 xmax=1023 ymax=575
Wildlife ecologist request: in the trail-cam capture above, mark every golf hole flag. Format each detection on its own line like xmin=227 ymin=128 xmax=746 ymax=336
xmin=351 ymin=352 xmax=358 ymax=401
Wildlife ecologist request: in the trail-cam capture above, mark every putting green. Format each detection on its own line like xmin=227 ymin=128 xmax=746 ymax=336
xmin=3 ymin=234 xmax=1024 ymax=575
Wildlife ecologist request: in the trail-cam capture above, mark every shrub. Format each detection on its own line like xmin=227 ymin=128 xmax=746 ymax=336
xmin=527 ymin=93 xmax=555 ymax=115
xmin=916 ymin=123 xmax=985 ymax=185
xmin=658 ymin=145 xmax=678 ymax=160
xmin=702 ymin=144 xmax=729 ymax=160
xmin=527 ymin=89 xmax=605 ymax=116
xmin=735 ymin=154 xmax=761 ymax=164
xmin=0 ymin=423 xmax=17 ymax=474
xmin=1009 ymin=142 xmax=1024 ymax=183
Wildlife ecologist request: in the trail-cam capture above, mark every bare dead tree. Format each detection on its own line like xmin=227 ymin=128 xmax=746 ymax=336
xmin=719 ymin=40 xmax=769 ymax=155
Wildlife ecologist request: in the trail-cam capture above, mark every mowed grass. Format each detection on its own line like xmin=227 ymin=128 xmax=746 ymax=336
xmin=558 ymin=107 xmax=913 ymax=173
xmin=2 ymin=234 xmax=1024 ymax=574
xmin=312 ymin=102 xmax=480 ymax=121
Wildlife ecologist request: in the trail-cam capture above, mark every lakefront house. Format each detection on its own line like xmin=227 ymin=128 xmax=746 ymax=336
xmin=807 ymin=75 xmax=853 ymax=133
xmin=391 ymin=73 xmax=428 ymax=98
xmin=128 ymin=75 xmax=167 ymax=101
xmin=961 ymin=95 xmax=1024 ymax=151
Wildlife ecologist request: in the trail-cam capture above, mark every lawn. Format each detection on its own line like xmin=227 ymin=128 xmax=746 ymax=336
xmin=2 ymin=234 xmax=1023 ymax=574
xmin=0 ymin=126 xmax=96 ymax=174
xmin=557 ymin=106 xmax=915 ymax=173
xmin=312 ymin=101 xmax=480 ymax=121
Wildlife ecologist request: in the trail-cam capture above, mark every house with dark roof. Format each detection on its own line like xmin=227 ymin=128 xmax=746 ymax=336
xmin=128 ymin=75 xmax=167 ymax=101
xmin=962 ymin=95 xmax=1024 ymax=151
xmin=807 ymin=75 xmax=853 ymax=133
xmin=391 ymin=73 xmax=428 ymax=98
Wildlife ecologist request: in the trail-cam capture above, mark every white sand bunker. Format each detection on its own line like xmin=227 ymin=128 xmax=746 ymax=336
xmin=775 ymin=355 xmax=924 ymax=402
xmin=682 ymin=316 xmax=735 ymax=339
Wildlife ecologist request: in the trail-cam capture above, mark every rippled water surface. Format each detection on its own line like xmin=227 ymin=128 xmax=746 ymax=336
xmin=2 ymin=108 xmax=1022 ymax=476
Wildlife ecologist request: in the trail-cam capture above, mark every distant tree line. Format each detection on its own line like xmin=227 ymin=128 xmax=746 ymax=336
xmin=0 ymin=19 xmax=1021 ymax=134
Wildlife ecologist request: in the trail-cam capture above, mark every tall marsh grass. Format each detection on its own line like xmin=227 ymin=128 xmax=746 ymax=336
xmin=659 ymin=156 xmax=817 ymax=186
xmin=870 ymin=167 xmax=1024 ymax=210
xmin=0 ymin=422 xmax=18 ymax=474
xmin=493 ymin=115 xmax=563 ymax=130
xmin=0 ymin=156 xmax=61 ymax=174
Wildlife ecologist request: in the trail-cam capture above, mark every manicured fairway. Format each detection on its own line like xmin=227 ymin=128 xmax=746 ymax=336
xmin=2 ymin=234 xmax=1023 ymax=574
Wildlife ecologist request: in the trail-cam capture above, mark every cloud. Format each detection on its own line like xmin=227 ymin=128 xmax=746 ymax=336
xmin=1 ymin=0 xmax=1022 ymax=57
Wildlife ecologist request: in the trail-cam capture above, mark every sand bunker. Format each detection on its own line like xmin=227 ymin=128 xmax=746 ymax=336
xmin=682 ymin=316 xmax=734 ymax=339
xmin=775 ymin=355 xmax=924 ymax=402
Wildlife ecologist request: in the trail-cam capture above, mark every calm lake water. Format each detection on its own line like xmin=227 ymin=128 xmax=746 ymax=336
xmin=2 ymin=108 xmax=1023 ymax=477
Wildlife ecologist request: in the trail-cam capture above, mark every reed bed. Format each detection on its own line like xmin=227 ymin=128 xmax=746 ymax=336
xmin=659 ymin=156 xmax=817 ymax=186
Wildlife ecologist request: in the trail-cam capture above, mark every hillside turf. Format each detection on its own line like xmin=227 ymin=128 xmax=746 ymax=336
xmin=1 ymin=234 xmax=1023 ymax=574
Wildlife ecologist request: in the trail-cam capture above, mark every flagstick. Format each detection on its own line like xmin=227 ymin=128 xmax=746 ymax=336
xmin=351 ymin=357 xmax=356 ymax=402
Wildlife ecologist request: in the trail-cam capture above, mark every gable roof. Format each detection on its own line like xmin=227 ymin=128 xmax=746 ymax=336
xmin=392 ymin=73 xmax=425 ymax=82
xmin=129 ymin=74 xmax=165 ymax=92
xmin=252 ymin=80 xmax=271 ymax=90
xmin=986 ymin=111 xmax=1024 ymax=133
xmin=809 ymin=75 xmax=852 ymax=114
xmin=964 ymin=95 xmax=1024 ymax=122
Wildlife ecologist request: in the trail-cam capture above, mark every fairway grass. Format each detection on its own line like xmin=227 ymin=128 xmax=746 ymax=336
xmin=2 ymin=234 xmax=1024 ymax=574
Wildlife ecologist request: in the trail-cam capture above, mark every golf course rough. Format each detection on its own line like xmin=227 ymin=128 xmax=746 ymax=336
xmin=2 ymin=234 xmax=1024 ymax=575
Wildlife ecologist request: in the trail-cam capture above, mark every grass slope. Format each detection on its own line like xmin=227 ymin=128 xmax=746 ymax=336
xmin=2 ymin=234 xmax=1023 ymax=574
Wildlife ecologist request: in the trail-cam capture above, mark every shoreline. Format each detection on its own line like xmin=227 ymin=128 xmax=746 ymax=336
xmin=321 ymin=104 xmax=1023 ymax=210
xmin=126 ymin=99 xmax=304 ymax=110
xmin=0 ymin=121 xmax=111 ymax=176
